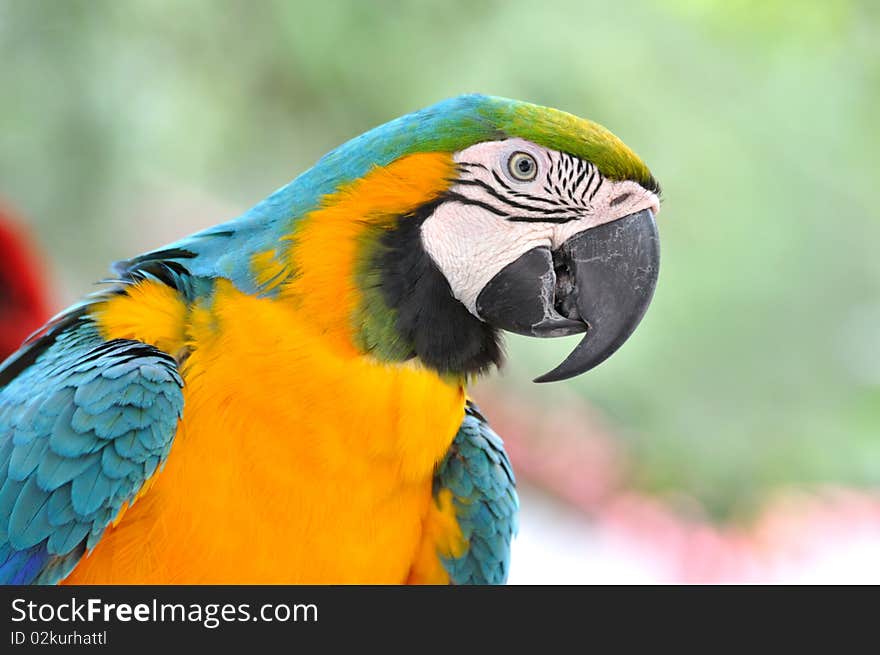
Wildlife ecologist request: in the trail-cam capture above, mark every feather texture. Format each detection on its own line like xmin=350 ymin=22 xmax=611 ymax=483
xmin=434 ymin=401 xmax=519 ymax=584
xmin=0 ymin=322 xmax=183 ymax=584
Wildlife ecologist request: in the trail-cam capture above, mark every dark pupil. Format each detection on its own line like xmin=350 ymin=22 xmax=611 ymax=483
xmin=517 ymin=158 xmax=532 ymax=174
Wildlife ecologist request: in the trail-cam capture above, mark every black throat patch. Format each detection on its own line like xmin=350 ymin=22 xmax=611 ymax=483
xmin=360 ymin=197 xmax=503 ymax=379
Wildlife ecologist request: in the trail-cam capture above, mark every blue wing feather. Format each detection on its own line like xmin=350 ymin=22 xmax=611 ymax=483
xmin=434 ymin=401 xmax=519 ymax=585
xmin=0 ymin=321 xmax=183 ymax=584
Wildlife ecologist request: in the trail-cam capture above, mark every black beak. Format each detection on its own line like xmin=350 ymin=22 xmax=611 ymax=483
xmin=475 ymin=209 xmax=660 ymax=383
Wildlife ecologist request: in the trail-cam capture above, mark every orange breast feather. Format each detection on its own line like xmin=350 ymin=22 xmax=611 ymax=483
xmin=65 ymin=154 xmax=467 ymax=583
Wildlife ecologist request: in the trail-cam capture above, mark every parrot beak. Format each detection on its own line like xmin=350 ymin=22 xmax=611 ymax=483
xmin=475 ymin=209 xmax=660 ymax=383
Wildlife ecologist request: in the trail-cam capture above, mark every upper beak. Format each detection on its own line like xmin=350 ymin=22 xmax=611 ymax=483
xmin=475 ymin=209 xmax=660 ymax=382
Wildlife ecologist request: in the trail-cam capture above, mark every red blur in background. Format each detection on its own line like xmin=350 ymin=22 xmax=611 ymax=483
xmin=0 ymin=203 xmax=51 ymax=359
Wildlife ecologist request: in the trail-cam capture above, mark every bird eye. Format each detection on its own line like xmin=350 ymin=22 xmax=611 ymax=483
xmin=507 ymin=152 xmax=538 ymax=182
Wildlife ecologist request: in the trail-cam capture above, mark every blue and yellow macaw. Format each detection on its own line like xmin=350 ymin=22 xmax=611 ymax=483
xmin=0 ymin=95 xmax=660 ymax=584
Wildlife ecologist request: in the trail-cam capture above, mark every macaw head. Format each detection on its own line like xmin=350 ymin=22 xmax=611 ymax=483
xmin=413 ymin=113 xmax=660 ymax=383
xmin=276 ymin=95 xmax=661 ymax=383
xmin=154 ymin=95 xmax=660 ymax=384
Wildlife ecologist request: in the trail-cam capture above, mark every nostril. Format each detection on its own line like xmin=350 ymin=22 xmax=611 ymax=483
xmin=609 ymin=192 xmax=631 ymax=207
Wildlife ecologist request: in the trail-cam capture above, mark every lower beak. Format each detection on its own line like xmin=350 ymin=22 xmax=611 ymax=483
xmin=475 ymin=209 xmax=660 ymax=383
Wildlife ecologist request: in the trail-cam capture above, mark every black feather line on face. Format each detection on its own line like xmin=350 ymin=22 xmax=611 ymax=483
xmin=489 ymin=170 xmax=561 ymax=207
xmin=572 ymin=160 xmax=587 ymax=197
xmin=456 ymin=178 xmax=567 ymax=214
xmin=444 ymin=192 xmax=580 ymax=224
xmin=455 ymin=160 xmax=585 ymax=224
xmin=372 ymin=199 xmax=503 ymax=378
xmin=589 ymin=176 xmax=604 ymax=201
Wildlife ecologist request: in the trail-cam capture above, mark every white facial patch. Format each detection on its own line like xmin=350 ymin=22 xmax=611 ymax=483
xmin=420 ymin=138 xmax=660 ymax=317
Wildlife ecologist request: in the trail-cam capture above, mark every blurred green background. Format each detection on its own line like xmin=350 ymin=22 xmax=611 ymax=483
xmin=1 ymin=0 xmax=878 ymax=519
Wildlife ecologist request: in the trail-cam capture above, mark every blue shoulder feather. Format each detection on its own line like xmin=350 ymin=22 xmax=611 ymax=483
xmin=0 ymin=321 xmax=183 ymax=584
xmin=434 ymin=401 xmax=519 ymax=584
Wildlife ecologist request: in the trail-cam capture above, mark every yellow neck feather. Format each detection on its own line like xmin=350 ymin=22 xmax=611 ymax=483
xmin=269 ymin=151 xmax=456 ymax=356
